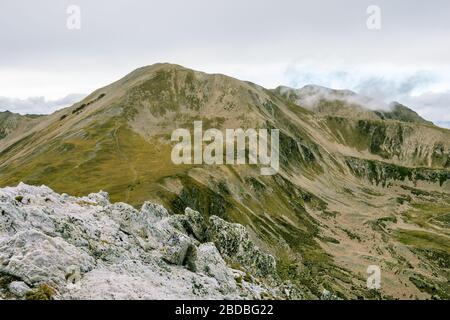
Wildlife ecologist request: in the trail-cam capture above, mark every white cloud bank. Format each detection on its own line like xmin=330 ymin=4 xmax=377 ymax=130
xmin=0 ymin=1 xmax=449 ymax=127
xmin=0 ymin=94 xmax=86 ymax=115
xmin=282 ymin=64 xmax=450 ymax=128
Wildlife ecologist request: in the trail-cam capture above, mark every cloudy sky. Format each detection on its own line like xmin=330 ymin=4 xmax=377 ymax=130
xmin=0 ymin=0 xmax=449 ymax=127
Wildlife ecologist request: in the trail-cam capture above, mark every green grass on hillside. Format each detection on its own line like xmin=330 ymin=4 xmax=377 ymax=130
xmin=0 ymin=118 xmax=190 ymax=206
xmin=395 ymin=229 xmax=450 ymax=252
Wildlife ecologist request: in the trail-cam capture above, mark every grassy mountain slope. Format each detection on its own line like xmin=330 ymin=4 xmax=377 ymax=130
xmin=1 ymin=63 xmax=449 ymax=299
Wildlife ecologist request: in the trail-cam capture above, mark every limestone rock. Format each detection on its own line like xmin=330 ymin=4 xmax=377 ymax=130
xmin=206 ymin=216 xmax=276 ymax=277
xmin=162 ymin=233 xmax=194 ymax=265
xmin=186 ymin=242 xmax=236 ymax=293
xmin=184 ymin=207 xmax=207 ymax=241
xmin=140 ymin=202 xmax=170 ymax=222
xmin=0 ymin=230 xmax=95 ymax=286
xmin=0 ymin=183 xmax=277 ymax=300
xmin=8 ymin=281 xmax=31 ymax=297
xmin=81 ymin=191 xmax=110 ymax=206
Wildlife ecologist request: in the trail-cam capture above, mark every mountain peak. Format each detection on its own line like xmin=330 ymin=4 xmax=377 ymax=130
xmin=0 ymin=110 xmax=15 ymax=117
xmin=131 ymin=62 xmax=191 ymax=74
xmin=300 ymin=84 xmax=355 ymax=95
xmin=378 ymin=101 xmax=434 ymax=125
xmin=273 ymin=84 xmax=433 ymax=125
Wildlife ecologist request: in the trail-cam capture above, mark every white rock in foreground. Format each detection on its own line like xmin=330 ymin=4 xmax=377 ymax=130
xmin=0 ymin=183 xmax=277 ymax=300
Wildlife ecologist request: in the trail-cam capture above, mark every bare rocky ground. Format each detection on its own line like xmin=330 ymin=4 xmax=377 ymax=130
xmin=0 ymin=183 xmax=280 ymax=300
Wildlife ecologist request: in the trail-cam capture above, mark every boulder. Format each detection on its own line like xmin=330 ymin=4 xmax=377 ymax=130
xmin=186 ymin=243 xmax=236 ymax=293
xmin=206 ymin=216 xmax=276 ymax=277
xmin=184 ymin=208 xmax=207 ymax=241
xmin=161 ymin=233 xmax=194 ymax=265
xmin=140 ymin=202 xmax=170 ymax=222
xmin=81 ymin=191 xmax=110 ymax=206
xmin=0 ymin=230 xmax=95 ymax=286
xmin=8 ymin=281 xmax=31 ymax=297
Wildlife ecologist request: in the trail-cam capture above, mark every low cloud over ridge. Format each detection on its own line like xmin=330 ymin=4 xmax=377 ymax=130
xmin=0 ymin=94 xmax=86 ymax=115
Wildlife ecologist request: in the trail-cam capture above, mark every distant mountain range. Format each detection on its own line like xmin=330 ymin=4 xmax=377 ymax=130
xmin=1 ymin=63 xmax=449 ymax=299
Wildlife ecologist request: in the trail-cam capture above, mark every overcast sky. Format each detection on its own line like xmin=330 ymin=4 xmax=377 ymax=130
xmin=0 ymin=0 xmax=449 ymax=127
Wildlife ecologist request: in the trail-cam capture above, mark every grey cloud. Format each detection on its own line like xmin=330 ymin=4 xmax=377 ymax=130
xmin=1 ymin=0 xmax=450 ymax=70
xmin=402 ymin=91 xmax=450 ymax=124
xmin=0 ymin=94 xmax=86 ymax=115
xmin=0 ymin=0 xmax=449 ymax=125
xmin=435 ymin=121 xmax=450 ymax=129
xmin=283 ymin=65 xmax=449 ymax=123
xmin=283 ymin=85 xmax=390 ymax=111
xmin=355 ymin=72 xmax=436 ymax=100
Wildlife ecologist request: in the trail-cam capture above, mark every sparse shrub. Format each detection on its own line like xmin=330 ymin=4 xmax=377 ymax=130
xmin=15 ymin=195 xmax=23 ymax=203
xmin=25 ymin=284 xmax=55 ymax=300
xmin=243 ymin=273 xmax=253 ymax=283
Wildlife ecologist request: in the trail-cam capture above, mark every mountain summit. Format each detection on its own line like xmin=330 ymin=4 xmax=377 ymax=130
xmin=274 ymin=84 xmax=433 ymax=125
xmin=1 ymin=64 xmax=449 ymax=299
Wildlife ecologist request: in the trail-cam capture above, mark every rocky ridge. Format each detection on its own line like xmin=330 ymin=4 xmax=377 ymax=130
xmin=0 ymin=183 xmax=279 ymax=300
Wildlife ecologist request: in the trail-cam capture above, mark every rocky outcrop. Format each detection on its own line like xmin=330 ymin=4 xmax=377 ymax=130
xmin=345 ymin=156 xmax=450 ymax=187
xmin=323 ymin=117 xmax=450 ymax=168
xmin=206 ymin=216 xmax=277 ymax=277
xmin=185 ymin=243 xmax=237 ymax=293
xmin=0 ymin=183 xmax=278 ymax=300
